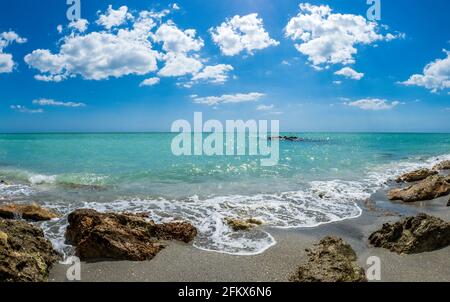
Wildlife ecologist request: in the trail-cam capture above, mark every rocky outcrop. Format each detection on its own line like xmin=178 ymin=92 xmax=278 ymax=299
xmin=396 ymin=168 xmax=438 ymax=183
xmin=290 ymin=236 xmax=367 ymax=282
xmin=0 ymin=203 xmax=59 ymax=221
xmin=388 ymin=175 xmax=450 ymax=202
xmin=65 ymin=209 xmax=197 ymax=261
xmin=433 ymin=160 xmax=450 ymax=171
xmin=368 ymin=214 xmax=450 ymax=254
xmin=0 ymin=218 xmax=60 ymax=282
xmin=225 ymin=218 xmax=263 ymax=231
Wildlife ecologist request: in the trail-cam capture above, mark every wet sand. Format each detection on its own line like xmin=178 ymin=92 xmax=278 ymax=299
xmin=48 ymin=190 xmax=450 ymax=282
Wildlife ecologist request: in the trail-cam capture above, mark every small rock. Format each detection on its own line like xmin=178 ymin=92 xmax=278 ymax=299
xmin=65 ymin=209 xmax=197 ymax=261
xmin=225 ymin=218 xmax=263 ymax=231
xmin=0 ymin=218 xmax=60 ymax=282
xmin=447 ymin=198 xmax=450 ymax=207
xmin=368 ymin=213 xmax=450 ymax=254
xmin=396 ymin=168 xmax=438 ymax=183
xmin=433 ymin=160 xmax=450 ymax=171
xmin=0 ymin=203 xmax=59 ymax=221
xmin=388 ymin=175 xmax=450 ymax=202
xmin=290 ymin=236 xmax=367 ymax=282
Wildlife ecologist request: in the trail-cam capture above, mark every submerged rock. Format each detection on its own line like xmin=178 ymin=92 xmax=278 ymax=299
xmin=368 ymin=213 xmax=450 ymax=254
xmin=290 ymin=236 xmax=367 ymax=282
xmin=396 ymin=168 xmax=438 ymax=183
xmin=225 ymin=218 xmax=263 ymax=231
xmin=388 ymin=175 xmax=450 ymax=202
xmin=0 ymin=203 xmax=59 ymax=221
xmin=433 ymin=160 xmax=450 ymax=171
xmin=0 ymin=218 xmax=60 ymax=282
xmin=65 ymin=209 xmax=197 ymax=261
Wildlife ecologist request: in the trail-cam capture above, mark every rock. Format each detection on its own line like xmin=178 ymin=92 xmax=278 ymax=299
xmin=225 ymin=218 xmax=263 ymax=231
xmin=388 ymin=175 xmax=450 ymax=202
xmin=290 ymin=236 xmax=367 ymax=282
xmin=447 ymin=198 xmax=450 ymax=207
xmin=0 ymin=180 xmax=9 ymax=185
xmin=65 ymin=209 xmax=197 ymax=261
xmin=396 ymin=168 xmax=438 ymax=183
xmin=369 ymin=213 xmax=450 ymax=254
xmin=0 ymin=218 xmax=60 ymax=282
xmin=0 ymin=203 xmax=59 ymax=221
xmin=433 ymin=160 xmax=450 ymax=171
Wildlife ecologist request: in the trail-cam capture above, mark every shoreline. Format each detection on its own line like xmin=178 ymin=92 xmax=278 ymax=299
xmin=47 ymin=188 xmax=450 ymax=282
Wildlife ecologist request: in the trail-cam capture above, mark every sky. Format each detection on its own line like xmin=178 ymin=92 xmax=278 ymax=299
xmin=0 ymin=0 xmax=449 ymax=133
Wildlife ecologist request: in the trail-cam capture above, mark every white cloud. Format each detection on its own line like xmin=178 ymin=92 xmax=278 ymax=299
xmin=192 ymin=92 xmax=265 ymax=106
xmin=158 ymin=53 xmax=203 ymax=77
xmin=256 ymin=104 xmax=274 ymax=111
xmin=0 ymin=31 xmax=27 ymax=73
xmin=32 ymin=98 xmax=86 ymax=107
xmin=10 ymin=105 xmax=43 ymax=114
xmin=97 ymin=5 xmax=133 ymax=30
xmin=401 ymin=49 xmax=450 ymax=93
xmin=140 ymin=77 xmax=160 ymax=86
xmin=333 ymin=80 xmax=342 ymax=85
xmin=69 ymin=19 xmax=89 ymax=32
xmin=57 ymin=25 xmax=63 ymax=34
xmin=172 ymin=4 xmax=180 ymax=10
xmin=346 ymin=98 xmax=400 ymax=110
xmin=25 ymin=12 xmax=159 ymax=81
xmin=334 ymin=67 xmax=364 ymax=80
xmin=285 ymin=3 xmax=397 ymax=68
xmin=191 ymin=64 xmax=233 ymax=84
xmin=154 ymin=23 xmax=204 ymax=54
xmin=210 ymin=13 xmax=279 ymax=56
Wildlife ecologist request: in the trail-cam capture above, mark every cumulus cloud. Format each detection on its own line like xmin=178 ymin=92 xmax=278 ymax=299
xmin=334 ymin=67 xmax=364 ymax=80
xmin=210 ymin=13 xmax=279 ymax=56
xmin=96 ymin=5 xmax=133 ymax=30
xmin=191 ymin=64 xmax=233 ymax=84
xmin=25 ymin=5 xmax=232 ymax=86
xmin=32 ymin=98 xmax=86 ymax=107
xmin=139 ymin=77 xmax=160 ymax=86
xmin=345 ymin=98 xmax=400 ymax=110
xmin=285 ymin=3 xmax=398 ymax=68
xmin=0 ymin=31 xmax=27 ymax=73
xmin=10 ymin=105 xmax=43 ymax=114
xmin=192 ymin=92 xmax=265 ymax=106
xmin=401 ymin=49 xmax=450 ymax=93
xmin=68 ymin=19 xmax=89 ymax=32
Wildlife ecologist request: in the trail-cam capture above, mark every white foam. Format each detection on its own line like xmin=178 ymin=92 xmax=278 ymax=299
xmin=29 ymin=174 xmax=57 ymax=185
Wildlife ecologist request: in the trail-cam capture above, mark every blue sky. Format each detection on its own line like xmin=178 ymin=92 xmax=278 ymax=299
xmin=0 ymin=0 xmax=449 ymax=132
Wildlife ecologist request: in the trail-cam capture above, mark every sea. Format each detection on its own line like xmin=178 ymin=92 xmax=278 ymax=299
xmin=0 ymin=132 xmax=449 ymax=256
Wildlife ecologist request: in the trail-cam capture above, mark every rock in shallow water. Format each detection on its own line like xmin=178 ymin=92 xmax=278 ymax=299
xmin=0 ymin=203 xmax=59 ymax=221
xmin=369 ymin=213 xmax=450 ymax=254
xmin=0 ymin=218 xmax=60 ymax=282
xmin=396 ymin=168 xmax=438 ymax=183
xmin=388 ymin=175 xmax=450 ymax=202
xmin=433 ymin=160 xmax=450 ymax=171
xmin=65 ymin=209 xmax=197 ymax=261
xmin=225 ymin=218 xmax=263 ymax=231
xmin=290 ymin=236 xmax=367 ymax=282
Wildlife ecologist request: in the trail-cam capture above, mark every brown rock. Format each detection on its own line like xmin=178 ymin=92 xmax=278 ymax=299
xmin=225 ymin=218 xmax=263 ymax=231
xmin=369 ymin=213 xmax=450 ymax=254
xmin=388 ymin=175 xmax=450 ymax=202
xmin=0 ymin=218 xmax=60 ymax=282
xmin=0 ymin=203 xmax=59 ymax=221
xmin=396 ymin=168 xmax=438 ymax=183
xmin=433 ymin=160 xmax=450 ymax=171
xmin=65 ymin=209 xmax=197 ymax=261
xmin=290 ymin=236 xmax=367 ymax=282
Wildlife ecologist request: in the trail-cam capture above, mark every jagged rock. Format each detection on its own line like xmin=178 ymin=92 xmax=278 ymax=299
xmin=0 ymin=203 xmax=59 ymax=221
xmin=290 ymin=236 xmax=367 ymax=282
xmin=65 ymin=209 xmax=197 ymax=261
xmin=225 ymin=218 xmax=263 ymax=231
xmin=369 ymin=213 xmax=450 ymax=254
xmin=0 ymin=218 xmax=60 ymax=282
xmin=447 ymin=197 xmax=450 ymax=207
xmin=388 ymin=175 xmax=450 ymax=202
xmin=433 ymin=160 xmax=450 ymax=171
xmin=396 ymin=169 xmax=438 ymax=183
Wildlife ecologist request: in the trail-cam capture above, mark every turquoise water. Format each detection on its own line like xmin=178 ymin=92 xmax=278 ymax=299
xmin=1 ymin=133 xmax=450 ymax=255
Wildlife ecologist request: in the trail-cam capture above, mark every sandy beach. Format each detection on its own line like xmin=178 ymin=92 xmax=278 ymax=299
xmin=48 ymin=189 xmax=450 ymax=282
